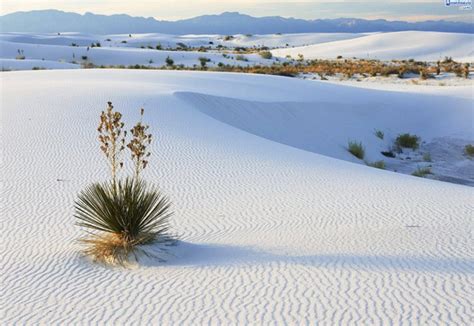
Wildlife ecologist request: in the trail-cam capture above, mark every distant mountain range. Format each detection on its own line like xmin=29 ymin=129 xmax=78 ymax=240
xmin=1 ymin=10 xmax=473 ymax=34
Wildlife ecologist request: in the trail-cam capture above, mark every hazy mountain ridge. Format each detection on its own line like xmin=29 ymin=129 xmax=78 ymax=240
xmin=1 ymin=10 xmax=473 ymax=34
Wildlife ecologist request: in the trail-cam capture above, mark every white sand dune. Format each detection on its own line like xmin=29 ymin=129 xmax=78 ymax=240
xmin=0 ymin=40 xmax=270 ymax=69
xmin=0 ymin=32 xmax=365 ymax=49
xmin=1 ymin=69 xmax=473 ymax=324
xmin=272 ymin=31 xmax=474 ymax=62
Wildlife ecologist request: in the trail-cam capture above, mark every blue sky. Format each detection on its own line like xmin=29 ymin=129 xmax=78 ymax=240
xmin=1 ymin=0 xmax=473 ymax=22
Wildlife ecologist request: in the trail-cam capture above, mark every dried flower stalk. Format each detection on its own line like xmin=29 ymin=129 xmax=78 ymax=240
xmin=127 ymin=108 xmax=152 ymax=180
xmin=98 ymin=102 xmax=126 ymax=186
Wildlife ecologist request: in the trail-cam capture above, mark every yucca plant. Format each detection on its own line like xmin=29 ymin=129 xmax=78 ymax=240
xmin=75 ymin=178 xmax=173 ymax=265
xmin=75 ymin=102 xmax=175 ymax=265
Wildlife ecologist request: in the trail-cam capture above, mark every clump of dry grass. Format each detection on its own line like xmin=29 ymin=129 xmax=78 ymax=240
xmin=75 ymin=102 xmax=175 ymax=266
xmin=367 ymin=160 xmax=386 ymax=169
xmin=348 ymin=141 xmax=365 ymax=159
xmin=412 ymin=166 xmax=432 ymax=178
xmin=395 ymin=133 xmax=420 ymax=150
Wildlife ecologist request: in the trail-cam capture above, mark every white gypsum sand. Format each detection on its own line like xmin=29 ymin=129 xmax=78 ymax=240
xmin=1 ymin=69 xmax=473 ymax=324
xmin=272 ymin=31 xmax=474 ymax=62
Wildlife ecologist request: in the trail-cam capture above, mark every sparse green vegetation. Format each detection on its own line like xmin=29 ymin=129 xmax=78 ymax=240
xmin=165 ymin=56 xmax=174 ymax=67
xmin=367 ymin=160 xmax=386 ymax=169
xmin=235 ymin=55 xmax=248 ymax=61
xmin=374 ymin=129 xmax=384 ymax=140
xmin=464 ymin=144 xmax=474 ymax=157
xmin=15 ymin=49 xmax=25 ymax=60
xmin=348 ymin=141 xmax=365 ymax=159
xmin=412 ymin=166 xmax=432 ymax=178
xmin=198 ymin=57 xmax=211 ymax=69
xmin=395 ymin=133 xmax=420 ymax=150
xmin=259 ymin=51 xmax=273 ymax=60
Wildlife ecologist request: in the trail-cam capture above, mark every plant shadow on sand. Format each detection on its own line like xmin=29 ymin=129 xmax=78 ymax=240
xmin=140 ymin=241 xmax=474 ymax=274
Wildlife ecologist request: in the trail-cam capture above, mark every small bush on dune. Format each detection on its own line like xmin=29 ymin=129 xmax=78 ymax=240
xmin=374 ymin=129 xmax=384 ymax=140
xmin=348 ymin=141 xmax=365 ymax=159
xmin=165 ymin=56 xmax=174 ymax=67
xmin=74 ymin=102 xmax=175 ymax=266
xmin=367 ymin=160 xmax=385 ymax=169
xmin=395 ymin=133 xmax=420 ymax=150
xmin=235 ymin=55 xmax=248 ymax=61
xmin=412 ymin=166 xmax=432 ymax=178
xmin=464 ymin=144 xmax=474 ymax=157
xmin=15 ymin=49 xmax=25 ymax=60
xmin=198 ymin=56 xmax=210 ymax=69
xmin=259 ymin=51 xmax=273 ymax=60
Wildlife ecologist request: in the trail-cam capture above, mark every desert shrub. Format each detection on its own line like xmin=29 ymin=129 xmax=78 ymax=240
xmin=176 ymin=42 xmax=187 ymax=50
xmin=412 ymin=166 xmax=432 ymax=178
xmin=223 ymin=35 xmax=234 ymax=41
xmin=75 ymin=102 xmax=175 ymax=265
xmin=81 ymin=55 xmax=88 ymax=60
xmin=198 ymin=57 xmax=210 ymax=68
xmin=259 ymin=51 xmax=273 ymax=60
xmin=348 ymin=141 xmax=365 ymax=159
xmin=464 ymin=144 xmax=474 ymax=157
xmin=419 ymin=69 xmax=430 ymax=80
xmin=443 ymin=56 xmax=453 ymax=64
xmin=397 ymin=67 xmax=405 ymax=78
xmin=32 ymin=67 xmax=45 ymax=70
xmin=235 ymin=55 xmax=248 ymax=61
xmin=367 ymin=160 xmax=385 ymax=169
xmin=463 ymin=63 xmax=470 ymax=78
xmin=156 ymin=43 xmax=162 ymax=50
xmin=395 ymin=133 xmax=420 ymax=150
xmin=15 ymin=49 xmax=25 ymax=60
xmin=165 ymin=56 xmax=174 ymax=67
xmin=374 ymin=129 xmax=384 ymax=140
xmin=121 ymin=40 xmax=127 ymax=44
xmin=82 ymin=62 xmax=96 ymax=69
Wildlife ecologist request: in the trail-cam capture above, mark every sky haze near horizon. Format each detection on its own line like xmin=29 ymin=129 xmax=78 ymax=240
xmin=1 ymin=0 xmax=473 ymax=22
